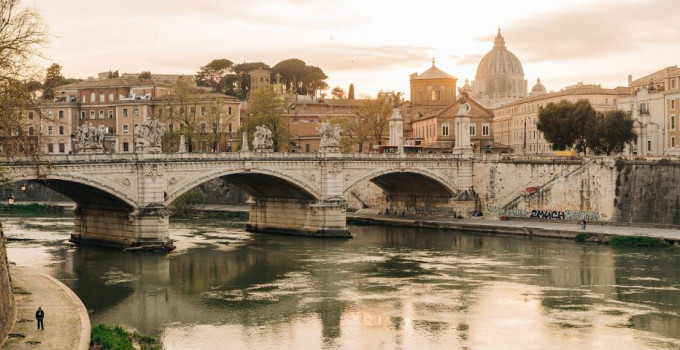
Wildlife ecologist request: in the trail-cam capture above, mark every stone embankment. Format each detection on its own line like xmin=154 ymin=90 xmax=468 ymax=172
xmin=0 ymin=226 xmax=14 ymax=346
xmin=348 ymin=211 xmax=680 ymax=245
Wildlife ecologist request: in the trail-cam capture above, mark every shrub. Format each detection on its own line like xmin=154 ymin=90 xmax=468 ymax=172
xmin=90 ymin=324 xmax=134 ymax=350
xmin=170 ymin=188 xmax=205 ymax=217
xmin=610 ymin=235 xmax=668 ymax=248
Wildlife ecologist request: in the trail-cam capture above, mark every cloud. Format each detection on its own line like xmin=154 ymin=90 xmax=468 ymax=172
xmin=495 ymin=0 xmax=680 ymax=62
xmin=452 ymin=54 xmax=484 ymax=66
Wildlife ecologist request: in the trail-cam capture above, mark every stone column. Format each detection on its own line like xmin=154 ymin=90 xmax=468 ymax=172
xmin=453 ymin=102 xmax=473 ymax=155
xmin=388 ymin=108 xmax=404 ymax=149
xmin=241 ymin=132 xmax=249 ymax=152
xmin=178 ymin=134 xmax=186 ymax=153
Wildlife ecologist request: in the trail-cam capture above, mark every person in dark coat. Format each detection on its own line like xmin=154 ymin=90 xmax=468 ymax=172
xmin=35 ymin=307 xmax=44 ymax=330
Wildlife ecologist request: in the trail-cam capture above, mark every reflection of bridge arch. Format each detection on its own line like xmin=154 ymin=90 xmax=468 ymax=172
xmin=165 ymin=168 xmax=320 ymax=206
xmin=343 ymin=168 xmax=458 ymax=197
xmin=8 ymin=174 xmax=136 ymax=209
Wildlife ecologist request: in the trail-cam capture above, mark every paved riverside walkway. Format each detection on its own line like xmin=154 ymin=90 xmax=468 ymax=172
xmin=348 ymin=210 xmax=680 ymax=243
xmin=1 ymin=266 xmax=90 ymax=350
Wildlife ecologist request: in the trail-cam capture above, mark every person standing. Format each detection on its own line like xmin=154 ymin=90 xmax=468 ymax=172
xmin=35 ymin=307 xmax=44 ymax=330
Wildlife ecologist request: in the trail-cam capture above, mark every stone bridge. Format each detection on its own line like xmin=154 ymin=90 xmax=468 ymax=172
xmin=3 ymin=152 xmax=475 ymax=248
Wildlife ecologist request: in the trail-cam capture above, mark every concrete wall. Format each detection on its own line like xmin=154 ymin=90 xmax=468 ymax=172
xmin=0 ymin=225 xmax=14 ymax=344
xmin=476 ymin=157 xmax=680 ymax=226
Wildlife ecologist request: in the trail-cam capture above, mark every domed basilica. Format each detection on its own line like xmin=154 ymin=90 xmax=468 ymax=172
xmin=472 ymin=29 xmax=528 ymax=108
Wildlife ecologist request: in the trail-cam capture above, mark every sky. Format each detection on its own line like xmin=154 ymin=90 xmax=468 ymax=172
xmin=31 ymin=0 xmax=680 ymax=99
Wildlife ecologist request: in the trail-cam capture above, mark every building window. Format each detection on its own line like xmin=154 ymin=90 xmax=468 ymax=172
xmin=109 ymin=93 xmax=114 ymax=102
xmin=470 ymin=125 xmax=476 ymax=136
xmin=108 ymin=110 xmax=113 ymax=119
xmin=482 ymin=124 xmax=490 ymax=136
xmin=28 ymin=126 xmax=33 ymax=136
xmin=123 ymin=124 xmax=129 ymax=134
xmin=672 ymin=115 xmax=676 ymax=130
xmin=134 ymin=108 xmax=139 ymax=117
xmin=99 ymin=110 xmax=104 ymax=119
xmin=305 ymin=144 xmax=310 ymax=152
xmin=228 ymin=106 xmax=232 ymax=115
xmin=47 ymin=126 xmax=53 ymax=135
xmin=59 ymin=143 xmax=65 ymax=153
xmin=441 ymin=124 xmax=449 ymax=136
xmin=81 ymin=111 xmax=85 ymax=119
xmin=123 ymin=142 xmax=129 ymax=152
xmin=58 ymin=110 xmax=64 ymax=119
xmin=168 ymin=123 xmax=173 ymax=133
xmin=123 ymin=108 xmax=128 ymax=117
xmin=200 ymin=106 xmax=206 ymax=116
xmin=672 ymin=100 xmax=676 ymax=110
xmin=89 ymin=111 xmax=95 ymax=119
xmin=47 ymin=143 xmax=54 ymax=153
xmin=90 ymin=92 xmax=95 ymax=102
xmin=228 ymin=122 xmax=233 ymax=132
xmin=28 ymin=111 xmax=34 ymax=120
xmin=59 ymin=126 xmax=64 ymax=135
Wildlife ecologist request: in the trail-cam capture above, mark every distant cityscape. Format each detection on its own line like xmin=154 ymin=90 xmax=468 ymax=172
xmin=16 ymin=29 xmax=680 ymax=157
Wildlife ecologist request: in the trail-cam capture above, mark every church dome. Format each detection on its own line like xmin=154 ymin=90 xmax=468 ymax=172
xmin=475 ymin=29 xmax=524 ymax=79
xmin=531 ymin=78 xmax=546 ymax=94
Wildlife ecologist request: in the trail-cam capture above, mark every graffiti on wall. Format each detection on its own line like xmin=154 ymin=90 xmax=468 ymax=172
xmin=497 ymin=208 xmax=527 ymax=217
xmin=488 ymin=166 xmax=497 ymax=199
xmin=529 ymin=209 xmax=602 ymax=221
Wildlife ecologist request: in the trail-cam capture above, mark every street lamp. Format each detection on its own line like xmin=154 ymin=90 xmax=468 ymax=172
xmin=7 ymin=194 xmax=15 ymax=206
xmin=288 ymin=104 xmax=296 ymax=152
xmin=21 ymin=183 xmax=26 ymax=192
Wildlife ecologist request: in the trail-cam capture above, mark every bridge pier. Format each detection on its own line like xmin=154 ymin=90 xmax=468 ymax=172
xmin=246 ymin=198 xmax=350 ymax=237
xmin=71 ymin=204 xmax=174 ymax=250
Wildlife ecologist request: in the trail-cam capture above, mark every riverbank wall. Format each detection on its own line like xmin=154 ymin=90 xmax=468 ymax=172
xmin=0 ymin=225 xmax=14 ymax=345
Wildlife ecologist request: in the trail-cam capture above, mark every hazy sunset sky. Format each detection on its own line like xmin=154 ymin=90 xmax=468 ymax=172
xmin=32 ymin=0 xmax=680 ymax=99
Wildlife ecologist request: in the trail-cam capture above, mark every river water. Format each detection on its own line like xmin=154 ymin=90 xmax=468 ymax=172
xmin=3 ymin=213 xmax=680 ymax=349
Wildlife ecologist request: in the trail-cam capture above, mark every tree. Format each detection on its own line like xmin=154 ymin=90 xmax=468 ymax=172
xmin=138 ymin=71 xmax=152 ymax=79
xmin=586 ymin=110 xmax=636 ymax=155
xmin=331 ymin=114 xmax=370 ymax=152
xmin=348 ymin=84 xmax=355 ymax=100
xmin=169 ymin=77 xmax=199 ymax=152
xmin=24 ymin=80 xmax=41 ymax=99
xmin=246 ymin=86 xmax=286 ymax=151
xmin=272 ymin=58 xmax=306 ymax=96
xmin=0 ymin=0 xmax=48 ymax=158
xmin=42 ymin=63 xmax=63 ymax=100
xmin=196 ymin=59 xmax=233 ymax=93
xmin=357 ymin=97 xmax=392 ymax=146
xmin=537 ymin=100 xmax=596 ymax=152
xmin=107 ymin=70 xmax=119 ymax=78
xmin=331 ymin=87 xmax=345 ymax=99
xmin=302 ymin=65 xmax=328 ymax=97
xmin=231 ymin=61 xmax=270 ymax=98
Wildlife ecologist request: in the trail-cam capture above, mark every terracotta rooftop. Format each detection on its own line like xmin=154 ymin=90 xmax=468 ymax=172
xmin=57 ymin=77 xmax=172 ymax=90
xmin=413 ymin=61 xmax=456 ymax=80
xmin=412 ymin=95 xmax=492 ymax=123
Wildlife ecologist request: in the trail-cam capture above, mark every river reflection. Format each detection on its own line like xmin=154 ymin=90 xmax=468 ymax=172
xmin=4 ymin=213 xmax=680 ymax=349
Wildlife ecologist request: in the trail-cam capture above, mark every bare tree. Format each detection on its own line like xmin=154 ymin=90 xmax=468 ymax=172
xmin=357 ymin=98 xmax=392 ymax=146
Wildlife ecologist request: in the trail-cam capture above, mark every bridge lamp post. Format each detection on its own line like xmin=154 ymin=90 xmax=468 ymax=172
xmin=7 ymin=193 xmax=15 ymax=209
xmin=21 ymin=183 xmax=26 ymax=192
xmin=288 ymin=104 xmax=295 ymax=153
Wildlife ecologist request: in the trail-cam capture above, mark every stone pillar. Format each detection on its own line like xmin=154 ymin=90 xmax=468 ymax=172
xmin=178 ymin=134 xmax=186 ymax=153
xmin=241 ymin=132 xmax=249 ymax=152
xmin=70 ymin=163 xmax=174 ymax=250
xmin=388 ymin=108 xmax=404 ymax=148
xmin=453 ymin=102 xmax=473 ymax=155
xmin=246 ymin=198 xmax=349 ymax=237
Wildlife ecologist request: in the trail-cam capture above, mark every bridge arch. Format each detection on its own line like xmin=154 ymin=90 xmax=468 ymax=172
xmin=7 ymin=174 xmax=136 ymax=210
xmin=344 ymin=168 xmax=458 ymax=197
xmin=165 ymin=168 xmax=320 ymax=206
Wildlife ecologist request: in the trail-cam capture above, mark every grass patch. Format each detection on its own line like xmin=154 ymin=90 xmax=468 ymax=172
xmin=575 ymin=232 xmax=593 ymax=242
xmin=610 ymin=235 xmax=668 ymax=248
xmin=0 ymin=203 xmax=64 ymax=212
xmin=90 ymin=324 xmax=161 ymax=350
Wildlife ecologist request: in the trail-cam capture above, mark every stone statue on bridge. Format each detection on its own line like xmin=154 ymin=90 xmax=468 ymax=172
xmin=73 ymin=123 xmax=105 ymax=153
xmin=135 ymin=118 xmax=166 ymax=153
xmin=252 ymin=125 xmax=273 ymax=152
xmin=318 ymin=122 xmax=342 ymax=153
